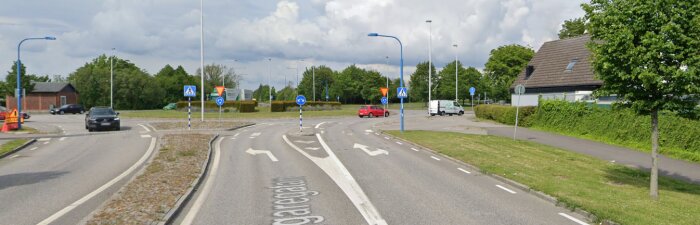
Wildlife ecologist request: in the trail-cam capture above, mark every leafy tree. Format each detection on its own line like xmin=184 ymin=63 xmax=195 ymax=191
xmin=298 ymin=66 xmax=335 ymax=101
xmin=276 ymin=86 xmax=297 ymax=101
xmin=155 ymin=64 xmax=196 ymax=104
xmin=195 ymin=63 xmax=241 ymax=96
xmin=331 ymin=65 xmax=365 ymax=103
xmin=584 ymin=0 xmax=700 ymax=199
xmin=408 ymin=61 xmax=437 ymax=102
xmin=558 ymin=17 xmax=587 ymax=39
xmin=483 ymin=44 xmax=534 ymax=101
xmin=3 ymin=61 xmax=46 ymax=95
xmin=252 ymin=84 xmax=275 ymax=102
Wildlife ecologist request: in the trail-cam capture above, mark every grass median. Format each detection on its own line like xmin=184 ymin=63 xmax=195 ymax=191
xmin=120 ymin=106 xmax=357 ymax=119
xmin=386 ymin=130 xmax=700 ymax=225
xmin=0 ymin=139 xmax=29 ymax=156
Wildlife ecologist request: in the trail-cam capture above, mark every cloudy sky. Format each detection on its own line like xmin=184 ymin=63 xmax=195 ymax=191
xmin=0 ymin=0 xmax=586 ymax=90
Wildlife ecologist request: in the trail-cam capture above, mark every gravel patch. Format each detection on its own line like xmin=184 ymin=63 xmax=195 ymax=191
xmin=86 ymin=134 xmax=214 ymax=225
xmin=150 ymin=121 xmax=252 ymax=130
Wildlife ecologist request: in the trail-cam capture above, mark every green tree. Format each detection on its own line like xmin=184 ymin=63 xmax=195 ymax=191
xmin=252 ymin=84 xmax=276 ymax=102
xmin=298 ymin=66 xmax=335 ymax=101
xmin=584 ymin=0 xmax=700 ymax=199
xmin=195 ymin=63 xmax=241 ymax=96
xmin=483 ymin=44 xmax=534 ymax=101
xmin=331 ymin=65 xmax=365 ymax=103
xmin=4 ymin=61 xmax=47 ymax=95
xmin=155 ymin=64 xmax=196 ymax=104
xmin=409 ymin=61 xmax=437 ymax=102
xmin=276 ymin=86 xmax=296 ymax=101
xmin=558 ymin=17 xmax=586 ymax=39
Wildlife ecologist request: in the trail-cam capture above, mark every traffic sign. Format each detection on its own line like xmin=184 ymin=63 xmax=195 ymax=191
xmin=397 ymin=87 xmax=408 ymax=99
xmin=381 ymin=97 xmax=388 ymax=105
xmin=380 ymin=87 xmax=388 ymax=96
xmin=469 ymin=87 xmax=476 ymax=96
xmin=515 ymin=84 xmax=526 ymax=95
xmin=184 ymin=85 xmax=197 ymax=97
xmin=215 ymin=86 xmax=225 ymax=97
xmin=296 ymin=95 xmax=307 ymax=106
xmin=215 ymin=97 xmax=225 ymax=106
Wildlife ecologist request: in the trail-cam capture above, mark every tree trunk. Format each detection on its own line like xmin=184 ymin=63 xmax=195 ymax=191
xmin=650 ymin=109 xmax=659 ymax=200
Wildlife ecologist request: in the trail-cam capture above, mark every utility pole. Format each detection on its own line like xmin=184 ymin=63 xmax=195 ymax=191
xmin=426 ymin=19 xmax=433 ymax=113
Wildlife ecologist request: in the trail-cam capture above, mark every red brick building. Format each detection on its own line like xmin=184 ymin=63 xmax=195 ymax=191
xmin=5 ymin=82 xmax=79 ymax=112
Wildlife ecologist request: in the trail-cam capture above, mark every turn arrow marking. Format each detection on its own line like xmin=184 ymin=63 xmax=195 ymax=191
xmin=353 ymin=143 xmax=389 ymax=156
xmin=245 ymin=148 xmax=279 ymax=162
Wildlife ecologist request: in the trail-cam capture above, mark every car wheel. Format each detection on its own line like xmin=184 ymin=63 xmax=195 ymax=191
xmin=60 ymin=111 xmax=65 ymax=115
xmin=385 ymin=112 xmax=389 ymax=117
xmin=80 ymin=110 xmax=84 ymax=114
xmin=459 ymin=111 xmax=464 ymax=116
xmin=369 ymin=113 xmax=373 ymax=118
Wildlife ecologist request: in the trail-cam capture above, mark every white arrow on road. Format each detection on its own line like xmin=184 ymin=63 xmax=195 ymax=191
xmin=246 ymin=148 xmax=278 ymax=162
xmin=353 ymin=143 xmax=388 ymax=156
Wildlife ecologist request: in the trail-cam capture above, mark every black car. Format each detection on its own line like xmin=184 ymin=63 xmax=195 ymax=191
xmin=85 ymin=107 xmax=120 ymax=131
xmin=51 ymin=104 xmax=85 ymax=115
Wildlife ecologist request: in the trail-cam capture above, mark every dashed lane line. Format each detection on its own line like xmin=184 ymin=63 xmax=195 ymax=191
xmin=140 ymin=135 xmax=151 ymax=138
xmin=410 ymin=148 xmax=419 ymax=152
xmin=430 ymin=156 xmax=441 ymax=161
xmin=38 ymin=138 xmax=51 ymax=142
xmin=558 ymin=213 xmax=589 ymax=225
xmin=496 ymin=185 xmax=517 ymax=194
xmin=395 ymin=141 xmax=403 ymax=145
xmin=59 ymin=137 xmax=66 ymax=141
xmin=458 ymin=168 xmax=471 ymax=174
xmin=30 ymin=147 xmax=38 ymax=151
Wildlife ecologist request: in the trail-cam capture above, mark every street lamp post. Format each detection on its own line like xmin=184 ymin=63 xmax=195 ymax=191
xmin=368 ymin=33 xmax=405 ymax=132
xmin=426 ymin=20 xmax=432 ymax=114
xmin=312 ymin=65 xmax=315 ymax=101
xmin=268 ymin=58 xmax=272 ymax=112
xmin=200 ymin=0 xmax=205 ymax=121
xmin=385 ymin=56 xmax=389 ymax=116
xmin=453 ymin=44 xmax=458 ymax=102
xmin=110 ymin=48 xmax=115 ymax=109
xmin=16 ymin=36 xmax=56 ymax=129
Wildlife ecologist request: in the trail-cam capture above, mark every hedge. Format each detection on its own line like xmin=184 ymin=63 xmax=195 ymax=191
xmin=271 ymin=101 xmax=341 ymax=112
xmin=175 ymin=100 xmax=257 ymax=112
xmin=531 ymin=100 xmax=700 ymax=162
xmin=474 ymin=104 xmax=537 ymax=126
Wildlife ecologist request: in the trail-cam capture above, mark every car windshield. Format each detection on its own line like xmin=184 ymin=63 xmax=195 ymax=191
xmin=61 ymin=105 xmax=71 ymax=109
xmin=91 ymin=108 xmax=116 ymax=115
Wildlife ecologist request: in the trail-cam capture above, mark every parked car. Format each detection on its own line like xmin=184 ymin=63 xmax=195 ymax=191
xmin=0 ymin=106 xmax=30 ymax=120
xmin=358 ymin=105 xmax=389 ymax=118
xmin=163 ymin=103 xmax=177 ymax=110
xmin=429 ymin=100 xmax=464 ymax=116
xmin=85 ymin=107 xmax=120 ymax=131
xmin=50 ymin=104 xmax=85 ymax=115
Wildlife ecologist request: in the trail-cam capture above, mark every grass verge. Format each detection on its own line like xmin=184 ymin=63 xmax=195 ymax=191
xmin=86 ymin=133 xmax=215 ymax=224
xmin=121 ymin=106 xmax=357 ymax=119
xmin=386 ymin=130 xmax=700 ymax=225
xmin=0 ymin=139 xmax=29 ymax=156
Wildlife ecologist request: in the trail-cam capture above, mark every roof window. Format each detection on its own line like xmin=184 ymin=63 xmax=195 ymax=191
xmin=565 ymin=59 xmax=579 ymax=72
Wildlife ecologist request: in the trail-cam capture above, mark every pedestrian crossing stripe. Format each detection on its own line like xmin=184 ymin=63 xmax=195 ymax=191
xmin=397 ymin=87 xmax=408 ymax=99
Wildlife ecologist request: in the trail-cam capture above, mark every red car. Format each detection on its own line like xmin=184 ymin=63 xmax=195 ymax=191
xmin=358 ymin=105 xmax=389 ymax=118
xmin=0 ymin=106 xmax=30 ymax=120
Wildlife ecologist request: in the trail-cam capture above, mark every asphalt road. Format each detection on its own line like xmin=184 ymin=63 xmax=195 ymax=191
xmin=176 ymin=111 xmax=590 ymax=225
xmin=0 ymin=114 xmax=155 ymax=225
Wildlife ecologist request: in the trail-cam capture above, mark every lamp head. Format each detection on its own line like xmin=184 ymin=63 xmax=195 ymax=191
xmin=367 ymin=33 xmax=379 ymax=37
xmin=45 ymin=36 xmax=56 ymax=40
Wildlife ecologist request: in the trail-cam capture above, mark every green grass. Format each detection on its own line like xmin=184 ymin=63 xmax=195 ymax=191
xmin=386 ymin=130 xmax=700 ymax=225
xmin=121 ymin=106 xmax=357 ymax=119
xmin=0 ymin=139 xmax=29 ymax=156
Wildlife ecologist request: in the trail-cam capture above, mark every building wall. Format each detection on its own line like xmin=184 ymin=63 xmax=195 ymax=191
xmin=511 ymin=91 xmax=597 ymax=107
xmin=4 ymin=91 xmax=79 ymax=112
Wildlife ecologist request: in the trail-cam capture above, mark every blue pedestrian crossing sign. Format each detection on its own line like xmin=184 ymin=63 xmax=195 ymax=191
xmin=296 ymin=95 xmax=306 ymax=106
xmin=184 ymin=85 xmax=197 ymax=97
xmin=381 ymin=96 xmax=388 ymax=105
xmin=215 ymin=97 xmax=225 ymax=106
xmin=397 ymin=87 xmax=408 ymax=99
xmin=469 ymin=87 xmax=476 ymax=96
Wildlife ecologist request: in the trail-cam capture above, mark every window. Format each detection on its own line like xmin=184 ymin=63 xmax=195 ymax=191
xmin=525 ymin=65 xmax=535 ymax=80
xmin=565 ymin=59 xmax=579 ymax=72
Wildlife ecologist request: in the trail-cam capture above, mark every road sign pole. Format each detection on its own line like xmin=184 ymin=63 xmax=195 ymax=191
xmin=514 ymin=93 xmax=521 ymax=140
xmin=188 ymin=97 xmax=191 ymax=130
xmin=219 ymin=105 xmax=222 ymax=121
xmin=299 ymin=105 xmax=303 ymax=133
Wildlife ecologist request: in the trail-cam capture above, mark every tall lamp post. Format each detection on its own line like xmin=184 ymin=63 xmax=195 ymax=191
xmin=426 ymin=19 xmax=432 ymax=113
xmin=268 ymin=58 xmax=272 ymax=112
xmin=199 ymin=0 xmax=205 ymax=121
xmin=16 ymin=36 xmax=56 ymax=129
xmin=453 ymin=44 xmax=458 ymax=101
xmin=368 ymin=33 xmax=405 ymax=132
xmin=110 ymin=48 xmax=115 ymax=109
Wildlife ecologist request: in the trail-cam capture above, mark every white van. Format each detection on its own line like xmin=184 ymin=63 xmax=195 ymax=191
xmin=429 ymin=100 xmax=464 ymax=116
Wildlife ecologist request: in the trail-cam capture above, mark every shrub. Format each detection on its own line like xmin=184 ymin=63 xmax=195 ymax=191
xmin=474 ymin=104 xmax=537 ymax=126
xmin=270 ymin=101 xmax=341 ymax=112
xmin=176 ymin=100 xmax=257 ymax=112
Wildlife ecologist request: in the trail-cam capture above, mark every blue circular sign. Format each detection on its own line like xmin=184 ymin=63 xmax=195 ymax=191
xmin=296 ymin=95 xmax=306 ymax=106
xmin=215 ymin=97 xmax=225 ymax=106
xmin=381 ymin=97 xmax=388 ymax=105
xmin=469 ymin=87 xmax=476 ymax=96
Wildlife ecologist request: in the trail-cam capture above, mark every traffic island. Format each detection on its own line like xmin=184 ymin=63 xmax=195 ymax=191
xmin=149 ymin=121 xmax=253 ymax=131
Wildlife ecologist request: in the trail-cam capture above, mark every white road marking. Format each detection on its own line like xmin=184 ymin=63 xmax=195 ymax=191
xmin=458 ymin=168 xmax=471 ymax=174
xmin=365 ymin=129 xmax=373 ymax=133
xmin=44 ymin=142 xmax=49 ymax=145
xmin=395 ymin=141 xmax=403 ymax=145
xmin=315 ymin=122 xmax=327 ymax=129
xmin=137 ymin=124 xmax=151 ymax=132
xmin=305 ymin=147 xmax=320 ymax=151
xmin=250 ymin=132 xmax=261 ymax=138
xmin=245 ymin=148 xmax=279 ymax=162
xmin=430 ymin=156 xmax=441 ymax=161
xmin=496 ymin=185 xmax=517 ymax=194
xmin=59 ymin=137 xmax=66 ymax=141
xmin=9 ymin=155 xmax=19 ymax=159
xmin=140 ymin=135 xmax=151 ymax=138
xmin=384 ymin=137 xmax=390 ymax=140
xmin=230 ymin=137 xmax=237 ymax=140
xmin=295 ymin=140 xmax=316 ymax=144
xmin=321 ymin=130 xmax=325 ymax=134
xmin=283 ymin=135 xmax=387 ymax=225
xmin=30 ymin=147 xmax=38 ymax=151
xmin=38 ymin=138 xmax=157 ymax=225
xmin=181 ymin=138 xmax=223 ymax=225
xmin=233 ymin=133 xmax=240 ymax=137
xmin=558 ymin=213 xmax=589 ymax=225
xmin=411 ymin=148 xmax=419 ymax=152
xmin=353 ymin=143 xmax=389 ymax=156
xmin=38 ymin=138 xmax=51 ymax=142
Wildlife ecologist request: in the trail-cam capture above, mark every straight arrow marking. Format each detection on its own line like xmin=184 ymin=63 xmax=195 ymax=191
xmin=246 ymin=148 xmax=278 ymax=162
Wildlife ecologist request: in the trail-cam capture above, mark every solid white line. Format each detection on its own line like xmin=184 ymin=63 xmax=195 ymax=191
xmin=395 ymin=141 xmax=403 ymax=145
xmin=496 ymin=185 xmax=517 ymax=194
xmin=315 ymin=122 xmax=327 ymax=129
xmin=30 ymin=147 xmax=38 ymax=151
xmin=233 ymin=133 xmax=240 ymax=137
xmin=38 ymin=137 xmax=157 ymax=225
xmin=140 ymin=135 xmax=151 ymax=138
xmin=458 ymin=168 xmax=471 ymax=174
xmin=558 ymin=213 xmax=589 ymax=225
xmin=59 ymin=137 xmax=66 ymax=141
xmin=137 ymin=124 xmax=151 ymax=132
xmin=430 ymin=156 xmax=441 ymax=161
xmin=9 ymin=155 xmax=19 ymax=159
xmin=384 ymin=137 xmax=390 ymax=140
xmin=181 ymin=137 xmax=223 ymax=225
xmin=411 ymin=148 xmax=419 ymax=152
xmin=43 ymin=142 xmax=49 ymax=145
xmin=38 ymin=138 xmax=51 ymax=142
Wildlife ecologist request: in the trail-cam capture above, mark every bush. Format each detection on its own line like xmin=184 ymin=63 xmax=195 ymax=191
xmin=270 ymin=101 xmax=341 ymax=112
xmin=474 ymin=104 xmax=537 ymax=126
xmin=532 ymin=100 xmax=700 ymax=162
xmin=176 ymin=100 xmax=257 ymax=112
